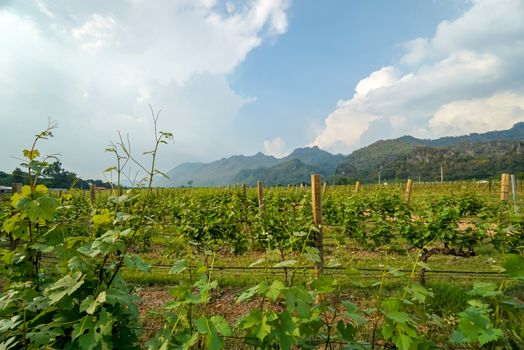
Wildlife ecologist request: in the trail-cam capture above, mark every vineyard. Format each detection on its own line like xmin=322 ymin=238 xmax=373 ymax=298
xmin=0 ymin=126 xmax=523 ymax=350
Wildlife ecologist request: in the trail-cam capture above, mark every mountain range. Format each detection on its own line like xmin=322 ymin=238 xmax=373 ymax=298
xmin=158 ymin=122 xmax=524 ymax=187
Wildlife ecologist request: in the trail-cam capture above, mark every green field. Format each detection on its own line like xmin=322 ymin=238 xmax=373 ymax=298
xmin=1 ymin=178 xmax=523 ymax=349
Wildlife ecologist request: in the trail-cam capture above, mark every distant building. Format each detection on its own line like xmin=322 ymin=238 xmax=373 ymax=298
xmin=0 ymin=186 xmax=11 ymax=193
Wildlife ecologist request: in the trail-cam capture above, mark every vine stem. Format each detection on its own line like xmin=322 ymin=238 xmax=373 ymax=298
xmin=371 ymin=248 xmax=390 ymax=349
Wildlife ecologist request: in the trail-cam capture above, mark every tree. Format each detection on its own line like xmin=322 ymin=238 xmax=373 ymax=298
xmin=42 ymin=161 xmax=78 ymax=188
xmin=12 ymin=167 xmax=26 ymax=184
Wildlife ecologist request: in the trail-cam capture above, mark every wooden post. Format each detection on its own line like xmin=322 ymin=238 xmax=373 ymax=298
xmin=511 ymin=174 xmax=518 ymax=214
xmin=404 ymin=178 xmax=413 ymax=204
xmin=11 ymin=183 xmax=22 ymax=194
xmin=500 ymin=173 xmax=510 ymax=201
xmin=257 ymin=180 xmax=264 ymax=214
xmin=322 ymin=182 xmax=327 ymax=197
xmin=354 ymin=181 xmax=360 ymax=194
xmin=89 ymin=184 xmax=96 ymax=205
xmin=440 ymin=164 xmax=444 ymax=183
xmin=311 ymin=174 xmax=324 ymax=276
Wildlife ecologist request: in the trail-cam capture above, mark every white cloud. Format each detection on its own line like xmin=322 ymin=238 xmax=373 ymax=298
xmin=35 ymin=0 xmax=55 ymax=18
xmin=71 ymin=14 xmax=120 ymax=51
xmin=0 ymin=0 xmax=290 ymax=178
xmin=312 ymin=0 xmax=524 ymax=153
xmin=263 ymin=137 xmax=288 ymax=158
xmin=429 ymin=91 xmax=524 ymax=136
xmin=354 ymin=66 xmax=399 ymax=97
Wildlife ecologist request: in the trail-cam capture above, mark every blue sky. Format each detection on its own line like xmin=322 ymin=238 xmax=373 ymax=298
xmin=230 ymin=0 xmax=469 ymax=154
xmin=1 ymin=0 xmax=523 ymax=178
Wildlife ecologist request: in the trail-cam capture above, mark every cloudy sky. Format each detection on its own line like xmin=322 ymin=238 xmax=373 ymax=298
xmin=1 ymin=0 xmax=523 ymax=179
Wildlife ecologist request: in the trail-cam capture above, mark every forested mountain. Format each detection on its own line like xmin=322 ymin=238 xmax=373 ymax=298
xmin=158 ymin=152 xmax=280 ymax=187
xmin=398 ymin=122 xmax=524 ymax=147
xmin=158 ymin=123 xmax=524 ymax=187
xmin=335 ymin=141 xmax=524 ymax=183
xmin=159 ymin=147 xmax=344 ymax=187
xmin=232 ymin=147 xmax=345 ymax=186
xmin=233 ymin=159 xmax=316 ymax=186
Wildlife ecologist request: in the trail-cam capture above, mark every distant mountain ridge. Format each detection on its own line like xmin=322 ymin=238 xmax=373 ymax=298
xmin=335 ymin=122 xmax=524 ymax=183
xmin=158 ymin=152 xmax=278 ymax=187
xmin=159 ymin=122 xmax=524 ymax=187
xmin=396 ymin=122 xmax=524 ymax=147
xmin=232 ymin=148 xmax=345 ymax=186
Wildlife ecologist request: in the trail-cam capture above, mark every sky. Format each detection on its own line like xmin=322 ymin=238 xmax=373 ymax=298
xmin=1 ymin=0 xmax=523 ymax=179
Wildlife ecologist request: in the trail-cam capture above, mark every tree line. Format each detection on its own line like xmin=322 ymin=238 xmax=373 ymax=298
xmin=0 ymin=161 xmax=111 ymax=189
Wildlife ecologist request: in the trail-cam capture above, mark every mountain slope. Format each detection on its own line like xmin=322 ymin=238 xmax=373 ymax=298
xmin=400 ymin=122 xmax=524 ymax=147
xmin=231 ymin=146 xmax=345 ymax=186
xmin=160 ymin=123 xmax=524 ymax=187
xmin=233 ymin=159 xmax=317 ymax=186
xmin=159 ymin=152 xmax=278 ymax=187
xmin=335 ymin=140 xmax=524 ymax=183
xmin=335 ymin=122 xmax=524 ymax=183
xmin=159 ymin=146 xmax=345 ymax=187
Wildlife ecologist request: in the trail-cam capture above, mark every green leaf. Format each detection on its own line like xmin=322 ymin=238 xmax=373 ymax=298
xmin=385 ymin=311 xmax=412 ymax=325
xmin=275 ymin=311 xmax=296 ymax=350
xmin=31 ymin=243 xmax=54 ymax=253
xmin=239 ymin=309 xmax=262 ymax=329
xmin=416 ymin=261 xmax=431 ymax=271
xmin=257 ymin=314 xmax=271 ymax=341
xmin=451 ymin=307 xmax=503 ymax=346
xmin=450 ymin=330 xmax=467 ymax=344
xmin=0 ymin=316 xmax=21 ymax=332
xmin=80 ymin=291 xmax=107 ymax=315
xmin=194 ymin=316 xmax=225 ymax=350
xmin=91 ymin=212 xmax=112 ymax=228
xmin=124 ymin=255 xmax=151 ymax=272
xmin=26 ymin=324 xmax=64 ymax=346
xmin=311 ymin=275 xmax=336 ymax=293
xmin=72 ymin=315 xmax=96 ymax=340
xmin=285 ymin=286 xmax=313 ymax=318
xmin=397 ymin=333 xmax=412 ymax=350
xmin=237 ymin=285 xmax=260 ymax=303
xmin=23 ymin=149 xmax=40 ymax=160
xmin=468 ymin=283 xmax=502 ymax=298
xmin=405 ymin=283 xmax=433 ymax=303
xmin=46 ymin=272 xmax=84 ymax=305
xmin=266 ymin=280 xmax=286 ymax=301
xmin=342 ymin=301 xmax=367 ymax=325
xmin=504 ymin=254 xmax=524 ymax=280
xmin=169 ymin=259 xmax=187 ymax=275
xmin=194 ymin=316 xmax=208 ymax=334
xmin=210 ymin=315 xmax=232 ymax=337
xmin=248 ymin=258 xmax=265 ymax=267
xmin=336 ymin=320 xmax=356 ymax=342
xmin=303 ymin=247 xmax=320 ymax=263
xmin=0 ymin=336 xmax=19 ymax=350
xmin=273 ymin=259 xmax=297 ymax=268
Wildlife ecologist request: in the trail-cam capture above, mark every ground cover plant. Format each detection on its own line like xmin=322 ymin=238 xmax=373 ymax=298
xmin=0 ymin=121 xmax=523 ymax=349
